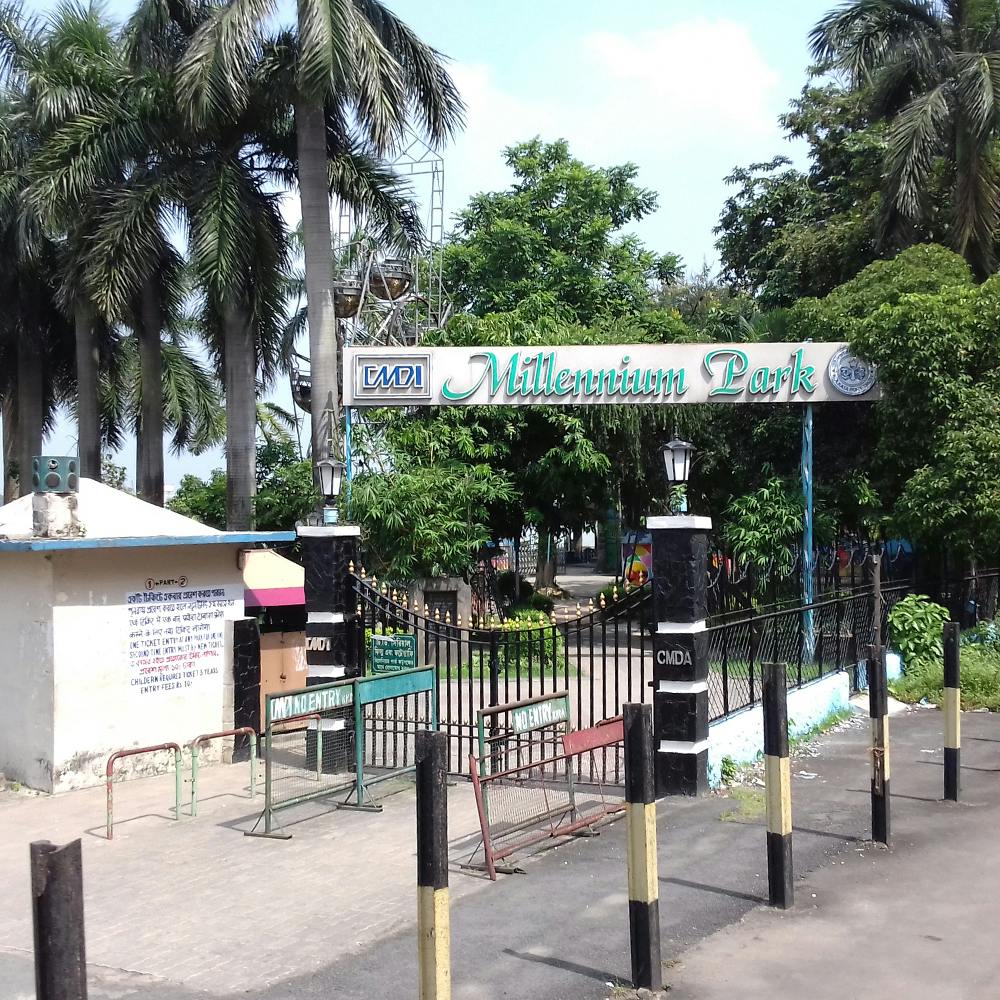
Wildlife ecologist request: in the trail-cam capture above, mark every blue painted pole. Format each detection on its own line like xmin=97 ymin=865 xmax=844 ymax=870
xmin=345 ymin=407 xmax=353 ymax=484
xmin=801 ymin=403 xmax=815 ymax=657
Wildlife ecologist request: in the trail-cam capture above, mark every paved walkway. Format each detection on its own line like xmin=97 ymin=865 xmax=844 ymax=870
xmin=0 ymin=762 xmax=488 ymax=997
xmin=2 ymin=708 xmax=999 ymax=999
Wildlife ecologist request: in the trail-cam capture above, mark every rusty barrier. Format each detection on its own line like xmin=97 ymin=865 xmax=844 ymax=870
xmin=189 ymin=727 xmax=258 ymax=817
xmin=468 ymin=717 xmax=625 ymax=880
xmin=106 ymin=743 xmax=182 ymax=840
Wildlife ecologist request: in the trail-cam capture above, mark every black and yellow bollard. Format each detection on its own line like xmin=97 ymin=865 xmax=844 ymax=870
xmin=868 ymin=645 xmax=890 ymax=845
xmin=762 ymin=663 xmax=793 ymax=909
xmin=416 ymin=729 xmax=450 ymax=1000
xmin=943 ymin=622 xmax=961 ymax=802
xmin=624 ymin=703 xmax=661 ymax=991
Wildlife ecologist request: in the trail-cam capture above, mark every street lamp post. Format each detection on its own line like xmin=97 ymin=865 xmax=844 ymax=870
xmin=649 ymin=438 xmax=712 ymax=796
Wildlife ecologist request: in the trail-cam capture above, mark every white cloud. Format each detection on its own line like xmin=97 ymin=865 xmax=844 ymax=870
xmin=581 ymin=20 xmax=780 ymax=135
xmin=437 ymin=17 xmax=788 ymax=270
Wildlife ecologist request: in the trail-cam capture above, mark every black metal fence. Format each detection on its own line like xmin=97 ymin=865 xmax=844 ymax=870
xmin=353 ymin=568 xmax=998 ymax=778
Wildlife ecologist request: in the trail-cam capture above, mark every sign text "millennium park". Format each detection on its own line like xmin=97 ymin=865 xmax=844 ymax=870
xmin=343 ymin=343 xmax=880 ymax=407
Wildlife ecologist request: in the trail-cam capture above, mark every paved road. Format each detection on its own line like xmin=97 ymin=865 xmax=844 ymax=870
xmin=2 ymin=708 xmax=998 ymax=999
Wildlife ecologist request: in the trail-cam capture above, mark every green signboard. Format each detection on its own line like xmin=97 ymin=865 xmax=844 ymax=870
xmin=269 ymin=681 xmax=353 ymax=722
xmin=509 ymin=694 xmax=570 ymax=734
xmin=370 ymin=633 xmax=417 ymax=674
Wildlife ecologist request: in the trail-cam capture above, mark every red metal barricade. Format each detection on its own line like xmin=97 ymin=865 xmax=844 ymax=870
xmin=469 ymin=718 xmax=625 ymax=880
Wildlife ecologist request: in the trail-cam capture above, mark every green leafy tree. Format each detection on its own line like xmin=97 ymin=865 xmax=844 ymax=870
xmin=443 ymin=138 xmax=681 ymax=325
xmin=716 ymin=84 xmax=889 ymax=307
xmin=722 ymin=478 xmax=806 ymax=593
xmin=168 ymin=437 xmax=317 ymax=531
xmin=811 ymin=0 xmax=1000 ymax=277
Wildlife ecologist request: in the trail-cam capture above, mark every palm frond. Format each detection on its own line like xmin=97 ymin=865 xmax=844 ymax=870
xmin=352 ymin=0 xmax=465 ymax=144
xmin=176 ymin=0 xmax=274 ymax=126
xmin=884 ymin=80 xmax=954 ymax=220
xmin=810 ymin=0 xmax=945 ymax=85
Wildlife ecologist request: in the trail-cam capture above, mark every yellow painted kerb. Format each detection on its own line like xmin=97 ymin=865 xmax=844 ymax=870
xmin=764 ymin=754 xmax=792 ymax=835
xmin=418 ymin=885 xmax=451 ymax=1000
xmin=626 ymin=802 xmax=658 ymax=903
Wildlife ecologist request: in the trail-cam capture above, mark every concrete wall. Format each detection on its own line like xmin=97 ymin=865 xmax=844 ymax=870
xmin=707 ymin=670 xmax=852 ymax=788
xmin=0 ymin=554 xmax=55 ymax=790
xmin=48 ymin=545 xmax=245 ymax=790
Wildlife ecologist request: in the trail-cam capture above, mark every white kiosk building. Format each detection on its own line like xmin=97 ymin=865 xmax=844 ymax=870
xmin=0 ymin=476 xmax=293 ymax=792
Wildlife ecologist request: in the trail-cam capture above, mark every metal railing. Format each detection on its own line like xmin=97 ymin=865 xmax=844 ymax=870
xmin=188 ymin=728 xmax=257 ymax=817
xmin=105 ymin=743 xmax=182 ymax=841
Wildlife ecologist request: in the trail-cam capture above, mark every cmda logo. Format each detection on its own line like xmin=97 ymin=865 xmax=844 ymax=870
xmin=353 ymin=353 xmax=431 ymax=399
xmin=656 ymin=649 xmax=692 ymax=666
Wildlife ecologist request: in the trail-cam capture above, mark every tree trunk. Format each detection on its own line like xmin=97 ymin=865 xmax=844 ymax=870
xmin=3 ymin=391 xmax=18 ymax=502
xmin=535 ymin=527 xmax=557 ymax=592
xmin=223 ymin=298 xmax=257 ymax=529
xmin=74 ymin=302 xmax=101 ymax=482
xmin=137 ymin=280 xmax=164 ymax=505
xmin=17 ymin=325 xmax=43 ymax=498
xmin=295 ymin=93 xmax=339 ymax=470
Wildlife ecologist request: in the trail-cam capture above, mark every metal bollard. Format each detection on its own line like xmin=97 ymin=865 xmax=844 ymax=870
xmin=762 ymin=663 xmax=793 ymax=908
xmin=416 ymin=729 xmax=450 ymax=1000
xmin=868 ymin=644 xmax=890 ymax=845
xmin=624 ymin=702 xmax=661 ymax=990
xmin=943 ymin=622 xmax=961 ymax=801
xmin=31 ymin=839 xmax=87 ymax=1000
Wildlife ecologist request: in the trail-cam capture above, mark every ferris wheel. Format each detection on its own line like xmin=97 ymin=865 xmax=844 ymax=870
xmin=290 ymin=130 xmax=449 ymax=477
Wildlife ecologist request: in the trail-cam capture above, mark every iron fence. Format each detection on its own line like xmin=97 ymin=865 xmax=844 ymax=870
xmin=353 ymin=568 xmax=999 ymax=778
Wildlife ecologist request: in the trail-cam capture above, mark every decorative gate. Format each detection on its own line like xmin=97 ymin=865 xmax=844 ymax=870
xmin=354 ymin=574 xmax=652 ymax=776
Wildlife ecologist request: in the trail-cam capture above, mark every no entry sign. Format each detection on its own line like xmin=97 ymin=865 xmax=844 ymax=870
xmin=343 ymin=343 xmax=879 ymax=407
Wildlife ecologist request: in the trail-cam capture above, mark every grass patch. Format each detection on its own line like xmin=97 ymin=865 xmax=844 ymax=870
xmin=891 ymin=644 xmax=1000 ymax=711
xmin=719 ymin=786 xmax=766 ymax=822
xmin=789 ymin=706 xmax=853 ymax=747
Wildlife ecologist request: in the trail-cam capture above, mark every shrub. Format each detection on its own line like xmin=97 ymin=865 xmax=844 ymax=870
xmin=888 ymin=593 xmax=949 ymax=666
xmin=963 ymin=619 xmax=1000 ymax=649
xmin=891 ymin=644 xmax=1000 ymax=711
xmin=497 ymin=570 xmax=533 ymax=603
xmin=529 ymin=592 xmax=554 ymax=613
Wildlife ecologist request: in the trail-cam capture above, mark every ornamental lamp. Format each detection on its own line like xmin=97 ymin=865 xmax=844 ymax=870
xmin=661 ymin=438 xmax=694 ymax=486
xmin=316 ymin=457 xmax=346 ymax=525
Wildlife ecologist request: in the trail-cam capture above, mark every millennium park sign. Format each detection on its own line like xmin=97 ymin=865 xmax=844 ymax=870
xmin=343 ymin=343 xmax=879 ymax=407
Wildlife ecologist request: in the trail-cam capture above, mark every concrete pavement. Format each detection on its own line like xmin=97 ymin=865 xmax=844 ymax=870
xmin=2 ymin=706 xmax=998 ymax=999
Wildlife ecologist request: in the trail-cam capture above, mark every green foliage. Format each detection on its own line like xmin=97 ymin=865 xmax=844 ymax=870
xmin=784 ymin=245 xmax=1000 ymax=557
xmin=719 ymin=755 xmax=738 ymax=785
xmin=810 ymin=0 xmax=1000 ymax=278
xmin=101 ymin=456 xmax=129 ymax=492
xmin=722 ymin=478 xmax=805 ymax=583
xmin=891 ymin=644 xmax=1000 ymax=711
xmin=348 ymin=461 xmax=515 ymax=581
xmin=167 ymin=438 xmax=317 ymax=531
xmin=715 ymin=85 xmax=888 ymax=308
xmin=888 ymin=594 xmax=950 ymax=666
xmin=442 ymin=138 xmax=680 ymax=325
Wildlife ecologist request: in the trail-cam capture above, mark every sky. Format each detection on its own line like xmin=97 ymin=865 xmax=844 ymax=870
xmin=24 ymin=0 xmax=838 ymax=489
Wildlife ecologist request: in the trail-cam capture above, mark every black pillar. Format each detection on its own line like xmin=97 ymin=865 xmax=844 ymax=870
xmin=31 ymin=839 xmax=87 ymax=1000
xmin=648 ymin=515 xmax=712 ymax=796
xmin=297 ymin=525 xmax=362 ymax=683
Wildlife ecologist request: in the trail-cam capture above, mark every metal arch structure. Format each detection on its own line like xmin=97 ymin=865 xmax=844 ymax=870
xmin=291 ymin=128 xmax=450 ymax=480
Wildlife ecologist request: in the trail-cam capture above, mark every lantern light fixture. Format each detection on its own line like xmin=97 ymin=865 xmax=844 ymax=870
xmin=661 ymin=438 xmax=694 ymax=486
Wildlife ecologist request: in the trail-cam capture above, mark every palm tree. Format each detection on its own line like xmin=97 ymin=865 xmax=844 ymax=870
xmin=0 ymin=40 xmax=76 ymax=500
xmin=811 ymin=1 xmax=1000 ymax=277
xmin=177 ymin=0 xmax=463 ymax=476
